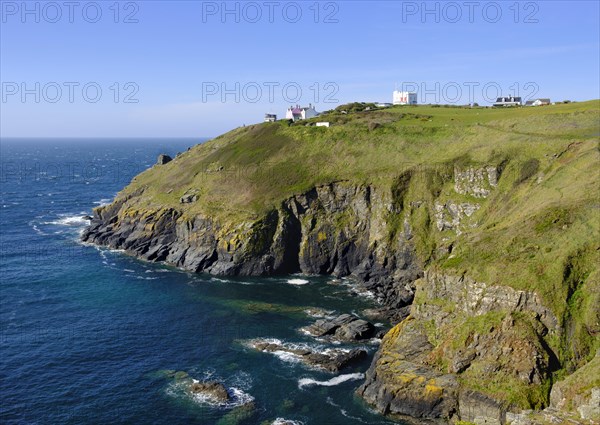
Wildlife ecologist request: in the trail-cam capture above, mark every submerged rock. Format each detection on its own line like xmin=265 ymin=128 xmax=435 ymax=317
xmin=216 ymin=402 xmax=256 ymax=425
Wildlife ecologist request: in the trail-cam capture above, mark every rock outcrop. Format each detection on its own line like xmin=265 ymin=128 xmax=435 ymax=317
xmin=301 ymin=314 xmax=377 ymax=342
xmin=157 ymin=154 xmax=172 ymax=165
xmin=246 ymin=338 xmax=367 ymax=372
xmin=356 ymin=317 xmax=459 ymax=419
xmin=189 ymin=381 xmax=230 ymax=403
xmin=357 ymin=270 xmax=561 ymax=422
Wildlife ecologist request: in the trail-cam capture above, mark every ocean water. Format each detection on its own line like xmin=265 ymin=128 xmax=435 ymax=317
xmin=0 ymin=139 xmax=399 ymax=425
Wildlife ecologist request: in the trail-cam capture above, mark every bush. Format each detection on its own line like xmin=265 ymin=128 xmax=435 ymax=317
xmin=516 ymin=158 xmax=540 ymax=184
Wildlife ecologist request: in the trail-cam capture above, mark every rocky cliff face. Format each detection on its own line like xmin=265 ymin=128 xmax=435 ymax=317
xmin=82 ymin=180 xmax=423 ymax=317
xmin=356 ymin=270 xmax=560 ymax=423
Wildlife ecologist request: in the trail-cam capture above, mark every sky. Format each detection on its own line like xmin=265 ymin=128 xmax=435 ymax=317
xmin=1 ymin=0 xmax=599 ymax=137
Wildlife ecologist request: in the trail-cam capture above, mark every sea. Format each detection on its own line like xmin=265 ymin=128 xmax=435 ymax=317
xmin=0 ymin=139 xmax=400 ymax=425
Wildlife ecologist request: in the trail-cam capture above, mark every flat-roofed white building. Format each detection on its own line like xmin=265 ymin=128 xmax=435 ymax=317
xmin=393 ymin=91 xmax=417 ymax=105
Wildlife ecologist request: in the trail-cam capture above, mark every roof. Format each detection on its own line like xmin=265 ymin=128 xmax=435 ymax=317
xmin=495 ymin=96 xmax=522 ymax=102
xmin=525 ymin=98 xmax=551 ymax=106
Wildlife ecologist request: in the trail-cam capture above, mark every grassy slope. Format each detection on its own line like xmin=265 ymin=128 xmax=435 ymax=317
xmin=116 ymin=101 xmax=600 ymax=405
xmin=123 ymin=101 xmax=598 ymax=216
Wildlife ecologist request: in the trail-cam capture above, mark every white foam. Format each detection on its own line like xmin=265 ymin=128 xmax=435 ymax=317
xmin=48 ymin=215 xmax=89 ymax=226
xmin=228 ymin=387 xmax=255 ymax=407
xmin=246 ymin=337 xmax=354 ymax=370
xmin=272 ymin=419 xmax=305 ymax=425
xmin=303 ymin=308 xmax=336 ymax=319
xmin=298 ymin=373 xmax=364 ymax=389
xmin=271 ymin=350 xmax=303 ymax=364
xmin=93 ymin=198 xmax=112 ymax=206
xmin=167 ymin=377 xmax=254 ymax=409
xmin=31 ymin=224 xmax=46 ymax=235
xmin=211 ymin=277 xmax=231 ymax=283
xmin=211 ymin=277 xmax=258 ymax=286
xmin=287 ymin=279 xmax=309 ymax=285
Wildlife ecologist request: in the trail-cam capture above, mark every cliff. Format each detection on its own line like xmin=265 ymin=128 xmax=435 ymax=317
xmin=82 ymin=101 xmax=600 ymax=423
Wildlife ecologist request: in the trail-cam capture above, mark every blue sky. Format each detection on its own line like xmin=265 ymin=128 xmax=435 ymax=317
xmin=1 ymin=0 xmax=599 ymax=137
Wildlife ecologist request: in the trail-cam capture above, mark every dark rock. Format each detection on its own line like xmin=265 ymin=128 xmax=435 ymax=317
xmin=217 ymin=401 xmax=256 ymax=424
xmin=334 ymin=319 xmax=375 ymax=341
xmin=157 ymin=154 xmax=172 ymax=165
xmin=82 ymin=215 xmax=93 ymax=221
xmin=302 ymin=314 xmax=376 ymax=342
xmin=450 ymin=349 xmax=476 ymax=373
xmin=248 ymin=339 xmax=366 ymax=372
xmin=458 ymin=390 xmax=506 ymax=425
xmin=189 ymin=381 xmax=230 ymax=402
xmin=375 ymin=330 xmax=387 ymax=339
xmin=180 ymin=193 xmax=198 ymax=204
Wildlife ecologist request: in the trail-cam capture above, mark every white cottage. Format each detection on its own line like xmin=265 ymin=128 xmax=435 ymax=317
xmin=285 ymin=104 xmax=318 ymax=121
xmin=392 ymin=91 xmax=417 ymax=105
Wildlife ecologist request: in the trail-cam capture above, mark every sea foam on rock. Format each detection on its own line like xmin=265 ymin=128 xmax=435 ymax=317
xmin=245 ymin=338 xmax=367 ymax=372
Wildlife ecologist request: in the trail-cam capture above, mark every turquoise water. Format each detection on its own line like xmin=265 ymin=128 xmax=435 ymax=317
xmin=0 ymin=139 xmax=400 ymax=425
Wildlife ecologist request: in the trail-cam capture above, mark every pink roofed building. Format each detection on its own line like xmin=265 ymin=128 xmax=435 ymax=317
xmin=285 ymin=103 xmax=318 ymax=121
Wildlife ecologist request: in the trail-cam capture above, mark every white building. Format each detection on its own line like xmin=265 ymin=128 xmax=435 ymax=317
xmin=316 ymin=122 xmax=330 ymax=127
xmin=285 ymin=104 xmax=318 ymax=121
xmin=524 ymin=98 xmax=551 ymax=107
xmin=393 ymin=91 xmax=417 ymax=105
xmin=493 ymin=96 xmax=522 ymax=107
xmin=264 ymin=113 xmax=277 ymax=122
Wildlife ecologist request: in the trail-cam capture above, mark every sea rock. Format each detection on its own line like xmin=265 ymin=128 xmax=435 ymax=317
xmin=303 ymin=314 xmax=354 ymax=336
xmin=189 ymin=380 xmax=230 ymax=402
xmin=157 ymin=154 xmax=172 ymax=165
xmin=302 ymin=314 xmax=377 ymax=342
xmin=216 ymin=402 xmax=256 ymax=425
xmin=334 ymin=319 xmax=376 ymax=341
xmin=248 ymin=339 xmax=366 ymax=372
